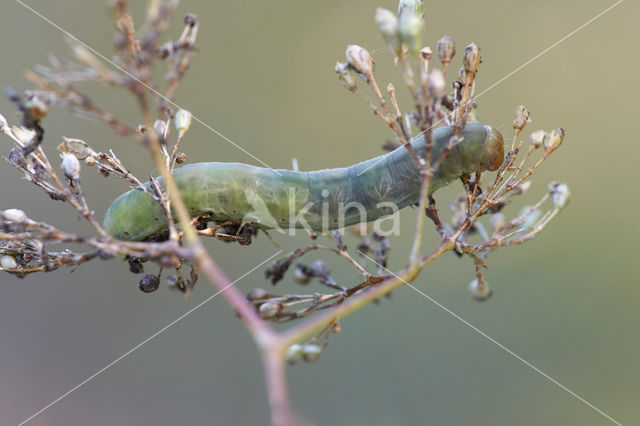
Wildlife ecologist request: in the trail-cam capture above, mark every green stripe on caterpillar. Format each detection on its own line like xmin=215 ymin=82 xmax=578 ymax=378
xmin=103 ymin=121 xmax=504 ymax=241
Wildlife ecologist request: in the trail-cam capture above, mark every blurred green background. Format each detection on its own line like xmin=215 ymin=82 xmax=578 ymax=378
xmin=1 ymin=0 xmax=638 ymax=425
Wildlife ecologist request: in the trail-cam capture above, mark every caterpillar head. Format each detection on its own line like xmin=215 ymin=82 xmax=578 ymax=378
xmin=480 ymin=126 xmax=504 ymax=172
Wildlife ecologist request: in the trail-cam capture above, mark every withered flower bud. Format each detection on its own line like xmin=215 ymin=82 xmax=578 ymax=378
xmin=174 ymin=152 xmax=186 ymax=164
xmin=85 ymin=156 xmax=95 ymax=166
xmin=345 ymin=44 xmax=374 ymax=80
xmin=463 ymin=43 xmax=481 ymax=75
xmin=301 ymin=344 xmax=323 ymax=362
xmin=420 ymin=46 xmax=432 ymax=60
xmin=469 ymin=278 xmax=492 ymax=301
xmin=397 ymin=7 xmax=422 ymax=54
xmin=437 ymin=35 xmax=455 ymax=70
xmin=247 ymin=288 xmax=268 ymax=302
xmin=375 ymin=8 xmax=399 ymax=53
xmin=60 ymin=152 xmax=81 ymax=180
xmin=428 ymin=68 xmax=446 ymax=100
xmin=334 ymin=61 xmax=356 ymax=91
xmin=2 ymin=209 xmax=27 ymax=222
xmin=259 ymin=301 xmax=281 ymax=319
xmin=513 ymin=105 xmax=531 ymax=131
xmin=174 ymin=109 xmax=192 ymax=138
xmin=285 ymin=344 xmax=303 ymax=364
xmin=154 ymin=119 xmax=167 ymax=137
xmin=544 ymin=128 xmax=564 ymax=152
xmin=25 ymin=97 xmax=48 ymax=120
xmin=529 ymin=130 xmax=546 ymax=149
xmin=549 ymin=182 xmax=570 ymax=209
xmin=0 ymin=255 xmax=18 ymax=270
xmin=184 ymin=13 xmax=198 ymax=27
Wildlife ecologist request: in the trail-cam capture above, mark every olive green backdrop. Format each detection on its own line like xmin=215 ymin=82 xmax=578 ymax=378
xmin=0 ymin=0 xmax=637 ymax=425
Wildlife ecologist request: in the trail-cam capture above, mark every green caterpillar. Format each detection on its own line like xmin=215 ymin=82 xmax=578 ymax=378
xmin=103 ymin=122 xmax=503 ymax=241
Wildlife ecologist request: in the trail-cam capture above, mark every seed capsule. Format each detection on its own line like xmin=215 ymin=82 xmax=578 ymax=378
xmin=174 ymin=109 xmax=192 ymax=138
xmin=550 ymin=182 xmax=570 ymax=209
xmin=436 ymin=35 xmax=455 ymax=70
xmin=246 ymin=288 xmax=268 ymax=302
xmin=375 ymin=8 xmax=399 ymax=54
xmin=293 ymin=267 xmax=311 ymax=284
xmin=544 ymin=128 xmax=564 ymax=152
xmin=3 ymin=208 xmax=27 ymax=222
xmin=285 ymin=344 xmax=303 ymax=364
xmin=301 ymin=344 xmax=323 ymax=362
xmin=513 ymin=106 xmax=531 ymax=132
xmin=397 ymin=7 xmax=422 ymax=54
xmin=0 ymin=255 xmax=18 ymax=270
xmin=345 ymin=44 xmax=374 ymax=80
xmin=468 ymin=278 xmax=492 ymax=301
xmin=60 ymin=152 xmax=81 ymax=180
xmin=529 ymin=130 xmax=546 ymax=149
xmin=259 ymin=301 xmax=281 ymax=319
xmin=463 ymin=43 xmax=481 ymax=76
xmin=139 ymin=274 xmax=160 ymax=293
xmin=334 ymin=61 xmax=356 ymax=91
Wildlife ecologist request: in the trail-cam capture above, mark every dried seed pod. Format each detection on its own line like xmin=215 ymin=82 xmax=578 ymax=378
xmin=3 ymin=208 xmax=27 ymax=222
xmin=436 ymin=35 xmax=455 ymax=71
xmin=550 ymin=182 xmax=570 ymax=209
xmin=544 ymin=128 xmax=564 ymax=152
xmin=529 ymin=130 xmax=546 ymax=150
xmin=247 ymin=288 xmax=268 ymax=302
xmin=463 ymin=43 xmax=481 ymax=76
xmin=310 ymin=260 xmax=330 ymax=279
xmin=489 ymin=213 xmax=506 ymax=233
xmin=428 ymin=68 xmax=445 ymax=100
xmin=397 ymin=7 xmax=422 ymax=54
xmin=334 ymin=61 xmax=356 ymax=91
xmin=345 ymin=45 xmax=374 ymax=80
xmin=25 ymin=97 xmax=48 ymax=120
xmin=513 ymin=106 xmax=531 ymax=132
xmin=259 ymin=301 xmax=281 ymax=319
xmin=398 ymin=0 xmax=424 ymax=17
xmin=174 ymin=152 xmax=187 ymax=164
xmin=154 ymin=119 xmax=167 ymax=136
xmin=0 ymin=255 xmax=18 ymax=270
xmin=174 ymin=109 xmax=192 ymax=138
xmin=139 ymin=274 xmax=160 ymax=293
xmin=301 ymin=344 xmax=323 ymax=362
xmin=285 ymin=344 xmax=303 ymax=364
xmin=58 ymin=137 xmax=94 ymax=159
xmin=293 ymin=266 xmax=311 ymax=284
xmin=468 ymin=278 xmax=492 ymax=301
xmin=60 ymin=152 xmax=81 ymax=180
xmin=375 ymin=8 xmax=399 ymax=54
